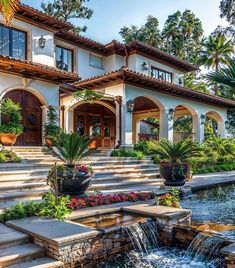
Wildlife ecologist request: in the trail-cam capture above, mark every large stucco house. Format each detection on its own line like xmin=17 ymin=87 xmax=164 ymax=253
xmin=1 ymin=3 xmax=235 ymax=149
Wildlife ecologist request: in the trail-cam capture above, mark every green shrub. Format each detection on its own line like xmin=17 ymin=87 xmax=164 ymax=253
xmin=134 ymin=140 xmax=160 ymax=155
xmin=0 ymin=192 xmax=71 ymax=223
xmin=0 ymin=149 xmax=21 ymax=163
xmin=38 ymin=192 xmax=71 ymax=220
xmin=111 ymin=149 xmax=144 ymax=160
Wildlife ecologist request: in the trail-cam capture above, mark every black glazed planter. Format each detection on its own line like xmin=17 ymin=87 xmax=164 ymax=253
xmin=57 ymin=164 xmax=93 ymax=196
xmin=160 ymin=164 xmax=189 ymax=186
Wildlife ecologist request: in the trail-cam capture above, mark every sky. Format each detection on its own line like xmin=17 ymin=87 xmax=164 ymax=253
xmin=22 ymin=0 xmax=229 ymax=44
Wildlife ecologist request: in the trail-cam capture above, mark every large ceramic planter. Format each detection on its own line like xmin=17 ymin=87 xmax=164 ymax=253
xmin=45 ymin=137 xmax=52 ymax=147
xmin=0 ymin=133 xmax=17 ymax=146
xmin=88 ymin=137 xmax=99 ymax=149
xmin=57 ymin=171 xmax=93 ymax=196
xmin=160 ymin=164 xmax=189 ymax=186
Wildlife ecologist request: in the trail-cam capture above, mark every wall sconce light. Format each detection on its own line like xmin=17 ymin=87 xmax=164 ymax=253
xmin=200 ymin=114 xmax=206 ymax=124
xmin=38 ymin=35 xmax=46 ymax=49
xmin=225 ymin=120 xmax=229 ymax=128
xmin=141 ymin=62 xmax=148 ymax=71
xmin=168 ymin=108 xmax=174 ymax=120
xmin=179 ymin=78 xmax=183 ymax=85
xmin=126 ymin=99 xmax=135 ymax=113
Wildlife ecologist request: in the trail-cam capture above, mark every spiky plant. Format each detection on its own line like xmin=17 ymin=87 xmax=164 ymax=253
xmin=154 ymin=139 xmax=202 ymax=163
xmin=49 ymin=132 xmax=91 ymax=164
xmin=0 ymin=0 xmax=19 ymax=26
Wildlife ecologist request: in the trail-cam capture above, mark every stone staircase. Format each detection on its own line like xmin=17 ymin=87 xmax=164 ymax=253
xmin=0 ymin=146 xmax=162 ymax=209
xmin=0 ymin=223 xmax=63 ymax=267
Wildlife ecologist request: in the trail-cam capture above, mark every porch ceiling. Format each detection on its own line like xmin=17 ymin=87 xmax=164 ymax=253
xmin=0 ymin=55 xmax=80 ymax=84
xmin=71 ymin=67 xmax=235 ymax=109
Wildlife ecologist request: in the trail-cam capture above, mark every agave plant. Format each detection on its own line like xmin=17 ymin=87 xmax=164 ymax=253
xmin=0 ymin=0 xmax=19 ymax=26
xmin=154 ymin=139 xmax=202 ymax=164
xmin=49 ymin=132 xmax=91 ymax=164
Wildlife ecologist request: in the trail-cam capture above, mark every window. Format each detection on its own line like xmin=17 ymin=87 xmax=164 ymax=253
xmin=89 ymin=54 xmax=103 ymax=69
xmin=0 ymin=25 xmax=26 ymax=60
xmin=151 ymin=66 xmax=173 ymax=83
xmin=56 ymin=46 xmax=73 ymax=72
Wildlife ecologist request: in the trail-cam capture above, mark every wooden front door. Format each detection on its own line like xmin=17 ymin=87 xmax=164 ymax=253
xmin=74 ymin=104 xmax=116 ymax=148
xmin=4 ymin=90 xmax=42 ymax=146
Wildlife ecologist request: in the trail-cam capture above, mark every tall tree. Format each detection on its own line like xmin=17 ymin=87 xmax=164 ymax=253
xmin=41 ymin=0 xmax=93 ymax=33
xmin=119 ymin=16 xmax=161 ymax=47
xmin=0 ymin=0 xmax=19 ymax=26
xmin=220 ymin=0 xmax=235 ymax=25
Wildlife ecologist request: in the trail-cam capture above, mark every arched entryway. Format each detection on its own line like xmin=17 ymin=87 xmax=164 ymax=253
xmin=205 ymin=111 xmax=225 ymax=138
xmin=4 ymin=90 xmax=43 ymax=146
xmin=73 ymin=102 xmax=116 ymax=148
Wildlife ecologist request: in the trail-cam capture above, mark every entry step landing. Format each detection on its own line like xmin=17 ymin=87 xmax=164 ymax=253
xmin=0 ymin=224 xmax=63 ymax=268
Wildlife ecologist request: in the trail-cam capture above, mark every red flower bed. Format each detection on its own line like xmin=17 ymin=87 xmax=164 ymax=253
xmin=68 ymin=192 xmax=155 ymax=210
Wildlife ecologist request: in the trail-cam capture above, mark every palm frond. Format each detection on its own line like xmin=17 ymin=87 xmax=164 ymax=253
xmin=0 ymin=0 xmax=19 ymax=26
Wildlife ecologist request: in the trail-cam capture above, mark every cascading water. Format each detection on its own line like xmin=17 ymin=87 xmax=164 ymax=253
xmin=122 ymin=220 xmax=159 ymax=254
xmin=185 ymin=233 xmax=225 ymax=267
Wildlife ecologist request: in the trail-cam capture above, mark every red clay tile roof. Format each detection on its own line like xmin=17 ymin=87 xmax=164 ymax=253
xmin=71 ymin=67 xmax=235 ymax=108
xmin=16 ymin=3 xmax=73 ymax=32
xmin=0 ymin=55 xmax=80 ymax=84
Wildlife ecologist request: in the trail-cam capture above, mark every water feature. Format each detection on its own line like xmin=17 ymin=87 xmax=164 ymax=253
xmin=181 ymin=184 xmax=235 ymax=241
xmin=99 ymin=224 xmax=225 ymax=267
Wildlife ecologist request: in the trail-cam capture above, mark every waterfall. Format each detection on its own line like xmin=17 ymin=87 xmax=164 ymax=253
xmin=123 ymin=220 xmax=159 ymax=254
xmin=185 ymin=232 xmax=225 ymax=266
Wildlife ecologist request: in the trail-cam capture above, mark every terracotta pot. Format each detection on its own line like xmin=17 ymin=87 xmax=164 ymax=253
xmin=0 ymin=133 xmax=17 ymax=146
xmin=89 ymin=137 xmax=99 ymax=149
xmin=45 ymin=137 xmax=52 ymax=147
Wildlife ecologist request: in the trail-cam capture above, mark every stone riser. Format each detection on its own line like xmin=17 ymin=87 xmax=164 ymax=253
xmin=94 ymin=168 xmax=159 ymax=178
xmin=0 ymin=182 xmax=48 ymax=191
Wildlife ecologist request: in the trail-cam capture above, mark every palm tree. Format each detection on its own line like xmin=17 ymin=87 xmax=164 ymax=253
xmin=198 ymin=35 xmax=233 ymax=73
xmin=206 ymin=58 xmax=235 ymax=90
xmin=0 ymin=0 xmax=19 ymax=26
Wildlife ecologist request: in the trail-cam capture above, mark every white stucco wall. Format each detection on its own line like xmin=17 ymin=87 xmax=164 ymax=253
xmin=104 ymin=54 xmax=125 ymax=72
xmin=0 ymin=73 xmax=59 ymax=107
xmin=127 ymin=54 xmax=184 ymax=85
xmin=0 ymin=15 xmax=55 ymax=66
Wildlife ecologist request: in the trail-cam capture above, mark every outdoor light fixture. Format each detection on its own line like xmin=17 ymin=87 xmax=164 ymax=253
xmin=141 ymin=62 xmax=148 ymax=71
xmin=126 ymin=99 xmax=135 ymax=113
xmin=168 ymin=108 xmax=174 ymax=120
xmin=200 ymin=114 xmax=206 ymax=124
xmin=179 ymin=78 xmax=183 ymax=85
xmin=38 ymin=35 xmax=46 ymax=49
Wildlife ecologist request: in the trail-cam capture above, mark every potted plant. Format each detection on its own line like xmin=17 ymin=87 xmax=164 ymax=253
xmin=154 ymin=139 xmax=201 ymax=186
xmin=44 ymin=106 xmax=61 ymax=147
xmin=48 ymin=132 xmax=93 ymax=196
xmin=0 ymin=98 xmax=23 ymax=146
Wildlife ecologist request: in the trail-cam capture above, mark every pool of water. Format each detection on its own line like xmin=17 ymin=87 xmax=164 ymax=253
xmin=98 ymin=247 xmax=223 ymax=268
xmin=74 ymin=212 xmax=149 ymax=229
xmin=180 ymin=184 xmax=235 ymax=241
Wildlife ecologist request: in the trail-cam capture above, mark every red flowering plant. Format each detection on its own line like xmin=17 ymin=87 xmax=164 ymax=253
xmin=68 ymin=192 xmax=155 ymax=210
xmin=155 ymin=187 xmax=181 ymax=208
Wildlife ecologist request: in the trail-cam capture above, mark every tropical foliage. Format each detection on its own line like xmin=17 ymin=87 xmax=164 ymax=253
xmin=0 ymin=98 xmax=23 ymax=135
xmin=49 ymin=132 xmax=91 ymax=164
xmin=44 ymin=106 xmax=61 ymax=138
xmin=73 ymin=89 xmax=104 ymax=103
xmin=111 ymin=149 xmax=144 ymax=160
xmin=0 ymin=148 xmax=21 ymax=163
xmin=41 ymin=0 xmax=93 ymax=33
xmin=0 ymin=0 xmax=19 ymax=26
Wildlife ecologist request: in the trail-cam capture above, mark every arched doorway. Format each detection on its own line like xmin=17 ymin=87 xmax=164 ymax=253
xmin=73 ymin=102 xmax=116 ymax=148
xmin=132 ymin=96 xmax=162 ymax=143
xmin=4 ymin=90 xmax=42 ymax=146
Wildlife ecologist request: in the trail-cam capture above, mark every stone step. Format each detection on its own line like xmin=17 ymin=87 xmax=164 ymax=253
xmin=90 ymin=179 xmax=162 ymax=190
xmin=8 ymin=257 xmax=64 ymax=268
xmin=0 ymin=174 xmax=47 ymax=183
xmin=94 ymin=167 xmax=159 ymax=178
xmin=0 ymin=224 xmax=29 ymax=249
xmin=0 ymin=243 xmax=45 ymax=267
xmin=0 ymin=189 xmax=48 ymax=201
xmin=24 ymin=158 xmax=61 ymax=164
xmin=86 ymin=156 xmax=141 ymax=161
xmin=84 ymin=159 xmax=154 ymax=166
xmin=0 ymin=164 xmax=51 ymax=172
xmin=92 ymin=172 xmax=161 ymax=183
xmin=0 ymin=182 xmax=48 ymax=191
xmin=92 ymin=163 xmax=157 ymax=171
xmin=6 ymin=146 xmax=46 ymax=152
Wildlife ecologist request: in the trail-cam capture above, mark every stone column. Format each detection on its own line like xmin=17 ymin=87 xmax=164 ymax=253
xmin=120 ymin=100 xmax=134 ymax=149
xmin=64 ymin=108 xmax=74 ymax=133
xmin=217 ymin=121 xmax=226 ymax=138
xmin=192 ymin=114 xmax=205 ymax=142
xmin=159 ymin=109 xmax=173 ymax=141
xmin=41 ymin=105 xmax=48 ymax=144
